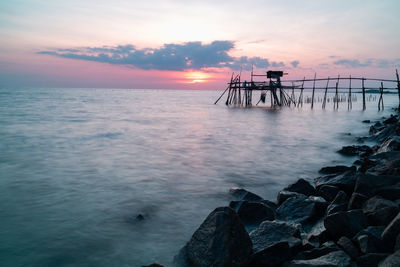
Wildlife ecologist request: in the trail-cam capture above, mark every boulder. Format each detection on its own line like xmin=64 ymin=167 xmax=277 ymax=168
xmin=142 ymin=264 xmax=164 ymax=267
xmin=307 ymin=196 xmax=328 ymax=216
xmin=338 ymin=145 xmax=372 ymax=156
xmin=276 ymin=196 xmax=317 ymax=224
xmin=362 ymin=196 xmax=399 ymax=226
xmin=362 ymin=120 xmax=371 ymax=123
xmin=378 ymin=250 xmax=400 ymax=267
xmin=303 ymin=219 xmax=328 ymax=248
xmin=175 ymin=207 xmax=252 ymax=267
xmin=358 ymin=158 xmax=378 ymax=173
xmin=229 ymin=188 xmax=263 ymax=202
xmin=319 ymin=165 xmax=356 ymax=175
xmin=283 ymin=178 xmax=317 ymax=196
xmin=324 ymin=210 xmax=368 ymax=240
xmin=318 ymin=185 xmax=340 ymax=202
xmin=395 ymin=233 xmax=400 ymax=250
xmin=283 ymin=250 xmax=354 ymax=267
xmin=376 ymin=183 xmax=400 ymax=201
xmin=260 ymin=200 xmax=278 ymax=211
xmin=354 ymin=173 xmax=400 ymax=198
xmin=357 ymin=234 xmax=379 ymax=254
xmin=356 ymin=253 xmax=389 ymax=267
xmin=367 ymin=157 xmax=400 ymax=176
xmin=326 ymin=191 xmax=348 ymax=216
xmin=277 ymin=191 xmax=306 ymax=205
xmin=249 ymin=242 xmax=292 ymax=267
xmin=348 ymin=193 xmax=368 ymax=210
xmin=315 ymin=170 xmax=357 ymax=195
xmin=353 ymin=226 xmax=386 ymax=253
xmin=381 ymin=212 xmax=400 ymax=249
xmin=376 ymin=137 xmax=400 ymax=154
xmin=235 ymin=201 xmax=275 ymax=226
xmin=337 ymin=236 xmax=359 ymax=259
xmin=293 ymin=241 xmax=339 ymax=260
xmin=383 ymin=115 xmax=398 ymax=124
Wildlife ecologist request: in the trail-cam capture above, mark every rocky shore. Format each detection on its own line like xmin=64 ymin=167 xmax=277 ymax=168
xmin=145 ymin=111 xmax=400 ymax=267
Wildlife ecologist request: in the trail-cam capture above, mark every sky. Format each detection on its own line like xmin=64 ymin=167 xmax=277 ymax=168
xmin=0 ymin=0 xmax=399 ymax=89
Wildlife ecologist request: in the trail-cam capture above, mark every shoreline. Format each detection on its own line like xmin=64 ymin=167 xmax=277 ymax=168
xmin=145 ymin=109 xmax=400 ymax=267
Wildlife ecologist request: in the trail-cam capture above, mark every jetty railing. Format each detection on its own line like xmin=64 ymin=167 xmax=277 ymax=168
xmin=214 ymin=69 xmax=400 ymax=111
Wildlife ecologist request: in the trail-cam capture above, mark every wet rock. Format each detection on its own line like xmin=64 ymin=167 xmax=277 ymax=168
xmin=318 ymin=185 xmax=340 ymax=202
xmin=376 ymin=183 xmax=400 ymax=201
xmin=293 ymin=241 xmax=339 ymax=260
xmin=337 ymin=236 xmax=359 ymax=259
xmin=276 ymin=196 xmax=317 ymax=224
xmin=283 ymin=178 xmax=317 ymax=197
xmin=367 ymin=156 xmax=400 ymax=176
xmin=338 ymin=145 xmax=372 ymax=156
xmin=376 ymin=137 xmax=400 ymax=154
xmin=249 ymin=220 xmax=301 ymax=253
xmin=381 ymin=212 xmax=400 ymax=249
xmin=362 ymin=120 xmax=371 ymax=123
xmin=324 ymin=210 xmax=368 ymax=240
xmin=353 ymin=226 xmax=386 ymax=253
xmin=378 ymin=250 xmax=400 ymax=267
xmin=358 ymin=158 xmax=378 ymax=173
xmin=136 ymin=214 xmax=145 ymax=221
xmin=318 ymin=165 xmax=356 ymax=175
xmin=236 ymin=201 xmax=275 ymax=226
xmin=357 ymin=234 xmax=379 ymax=254
xmin=348 ymin=192 xmax=368 ymax=210
xmin=354 ymin=173 xmax=400 ymax=198
xmin=229 ymin=188 xmax=263 ymax=202
xmin=303 ymin=219 xmax=328 ymax=248
xmin=283 ymin=250 xmax=354 ymax=267
xmin=315 ymin=170 xmax=357 ymax=195
xmin=260 ymin=200 xmax=278 ymax=211
xmin=370 ymin=125 xmax=397 ymax=143
xmin=249 ymin=242 xmax=292 ymax=267
xmin=142 ymin=264 xmax=164 ymax=267
xmin=327 ymin=191 xmax=348 ymax=216
xmin=395 ymin=233 xmax=400 ymax=250
xmin=356 ymin=253 xmax=389 ymax=267
xmin=383 ymin=115 xmax=398 ymax=124
xmin=362 ymin=196 xmax=399 ymax=226
xmin=277 ymin=191 xmax=306 ymax=205
xmin=175 ymin=207 xmax=252 ymax=267
xmin=308 ymin=196 xmax=328 ymax=216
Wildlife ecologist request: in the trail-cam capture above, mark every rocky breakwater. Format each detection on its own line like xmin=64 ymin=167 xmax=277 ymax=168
xmin=144 ymin=112 xmax=400 ymax=267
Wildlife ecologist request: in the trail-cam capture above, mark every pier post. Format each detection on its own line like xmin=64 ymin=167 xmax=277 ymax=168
xmin=348 ymin=75 xmax=352 ymax=110
xmin=334 ymin=75 xmax=340 ymax=109
xmin=378 ymin=82 xmax=384 ymax=111
xmin=298 ymin=77 xmax=305 ymax=107
xmin=362 ymin=78 xmax=366 ymax=110
xmin=396 ymin=69 xmax=400 ymax=109
xmin=322 ymin=77 xmax=330 ymax=109
xmin=311 ymin=73 xmax=316 ymax=109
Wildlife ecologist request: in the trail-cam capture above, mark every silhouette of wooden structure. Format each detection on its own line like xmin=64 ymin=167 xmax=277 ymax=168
xmin=214 ymin=69 xmax=400 ymax=110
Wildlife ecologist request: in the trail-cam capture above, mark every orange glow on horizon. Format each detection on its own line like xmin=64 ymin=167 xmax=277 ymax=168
xmin=183 ymin=71 xmax=212 ymax=83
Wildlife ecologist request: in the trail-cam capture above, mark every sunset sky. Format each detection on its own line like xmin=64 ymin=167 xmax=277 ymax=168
xmin=1 ymin=0 xmax=399 ymax=89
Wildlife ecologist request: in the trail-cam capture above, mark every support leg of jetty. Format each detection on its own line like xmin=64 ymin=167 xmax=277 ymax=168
xmin=396 ymin=69 xmax=400 ymax=109
xmin=378 ymin=82 xmax=384 ymax=111
xmin=334 ymin=75 xmax=340 ymax=109
xmin=348 ymin=75 xmax=352 ymax=110
xmin=311 ymin=73 xmax=316 ymax=109
xmin=362 ymin=77 xmax=366 ymax=110
xmin=298 ymin=78 xmax=304 ymax=107
xmin=322 ymin=77 xmax=330 ymax=109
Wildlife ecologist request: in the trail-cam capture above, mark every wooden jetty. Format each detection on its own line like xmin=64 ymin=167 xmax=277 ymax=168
xmin=214 ymin=69 xmax=400 ymax=110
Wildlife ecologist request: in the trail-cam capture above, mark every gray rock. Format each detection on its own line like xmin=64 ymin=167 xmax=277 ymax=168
xmin=363 ymin=196 xmax=399 ymax=226
xmin=348 ymin=192 xmax=368 ymax=210
xmin=381 ymin=212 xmax=400 ymax=250
xmin=236 ymin=201 xmax=275 ymax=226
xmin=395 ymin=232 xmax=400 ymax=250
xmin=327 ymin=191 xmax=348 ymax=216
xmin=277 ymin=191 xmax=306 ymax=205
xmin=303 ymin=219 xmax=328 ymax=248
xmin=319 ymin=165 xmax=356 ymax=175
xmin=354 ymin=173 xmax=400 ymax=198
xmin=357 ymin=234 xmax=379 ymax=254
xmin=356 ymin=253 xmax=389 ymax=267
xmin=383 ymin=115 xmax=398 ymax=124
xmin=378 ymin=250 xmax=400 ymax=267
xmin=175 ymin=207 xmax=252 ymax=267
xmin=376 ymin=137 xmax=400 ymax=154
xmin=294 ymin=241 xmax=339 ymax=260
xmin=283 ymin=178 xmax=317 ymax=196
xmin=337 ymin=236 xmax=359 ymax=259
xmin=338 ymin=145 xmax=372 ymax=156
xmin=315 ymin=170 xmax=357 ymax=195
xmin=283 ymin=250 xmax=354 ymax=267
xmin=376 ymin=183 xmax=400 ymax=201
xmin=249 ymin=242 xmax=292 ymax=267
xmin=324 ymin=210 xmax=368 ymax=240
xmin=229 ymin=188 xmax=263 ymax=202
xmin=276 ymin=196 xmax=317 ymax=224
xmin=318 ymin=185 xmax=340 ymax=202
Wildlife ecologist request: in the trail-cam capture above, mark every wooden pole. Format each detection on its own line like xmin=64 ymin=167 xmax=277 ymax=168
xmin=362 ymin=78 xmax=366 ymax=110
xmin=348 ymin=75 xmax=352 ymax=110
xmin=378 ymin=82 xmax=384 ymax=111
xmin=298 ymin=77 xmax=305 ymax=107
xmin=311 ymin=73 xmax=316 ymax=109
xmin=335 ymin=75 xmax=340 ymax=109
xmin=322 ymin=77 xmax=330 ymax=109
xmin=214 ymin=85 xmax=229 ymax=105
xmin=396 ymin=69 xmax=400 ymax=109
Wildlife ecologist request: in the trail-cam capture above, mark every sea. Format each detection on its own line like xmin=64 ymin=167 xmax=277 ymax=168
xmin=0 ymin=87 xmax=397 ymax=267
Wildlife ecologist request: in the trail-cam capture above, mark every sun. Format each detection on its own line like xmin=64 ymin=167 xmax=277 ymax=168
xmin=183 ymin=71 xmax=211 ymax=83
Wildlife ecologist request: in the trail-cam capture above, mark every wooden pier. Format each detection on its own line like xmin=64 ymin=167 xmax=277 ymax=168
xmin=214 ymin=69 xmax=400 ymax=110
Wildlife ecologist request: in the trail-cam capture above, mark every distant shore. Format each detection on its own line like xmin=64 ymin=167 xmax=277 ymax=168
xmin=145 ymin=108 xmax=400 ymax=267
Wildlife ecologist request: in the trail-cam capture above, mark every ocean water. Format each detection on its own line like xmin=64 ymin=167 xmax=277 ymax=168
xmin=0 ymin=88 xmax=397 ymax=267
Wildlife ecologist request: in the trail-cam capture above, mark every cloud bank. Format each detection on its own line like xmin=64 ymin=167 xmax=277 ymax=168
xmin=333 ymin=58 xmax=400 ymax=68
xmin=38 ymin=41 xmax=291 ymax=71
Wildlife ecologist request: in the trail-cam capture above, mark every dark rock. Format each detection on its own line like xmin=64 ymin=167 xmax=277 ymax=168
xmin=276 ymin=196 xmax=317 ymax=224
xmin=249 ymin=220 xmax=301 ymax=253
xmin=362 ymin=120 xmax=371 ymax=123
xmin=318 ymin=185 xmax=340 ymax=202
xmin=327 ymin=191 xmax=348 ymax=216
xmin=395 ymin=233 xmax=400 ymax=250
xmin=315 ymin=170 xmax=357 ymax=195
xmin=356 ymin=253 xmax=389 ymax=267
xmin=283 ymin=178 xmax=317 ymax=197
xmin=338 ymin=145 xmax=372 ymax=156
xmin=381 ymin=212 xmax=400 ymax=249
xmin=376 ymin=137 xmax=400 ymax=154
xmin=376 ymin=183 xmax=400 ymax=201
xmin=367 ymin=156 xmax=400 ymax=176
xmin=378 ymin=250 xmax=400 ymax=267
xmin=353 ymin=226 xmax=386 ymax=253
xmin=260 ymin=200 xmax=278 ymax=210
xmin=354 ymin=173 xmax=400 ymax=198
xmin=308 ymin=196 xmax=329 ymax=216
xmin=370 ymin=125 xmax=397 ymax=143
xmin=362 ymin=196 xmax=399 ymax=226
xmin=142 ymin=264 xmax=164 ymax=267
xmin=319 ymin=165 xmax=356 ymax=175
xmin=357 ymin=234 xmax=379 ymax=254
xmin=324 ymin=210 xmax=368 ymax=240
xmin=236 ymin=201 xmax=275 ymax=226
xmin=277 ymin=191 xmax=306 ymax=205
xmin=249 ymin=242 xmax=292 ymax=267
xmin=294 ymin=241 xmax=339 ymax=260
xmin=283 ymin=250 xmax=354 ymax=267
xmin=303 ymin=219 xmax=328 ymax=248
xmin=348 ymin=193 xmax=368 ymax=210
xmin=229 ymin=188 xmax=263 ymax=202
xmin=383 ymin=115 xmax=398 ymax=124
xmin=337 ymin=236 xmax=359 ymax=259
xmin=136 ymin=214 xmax=145 ymax=221
xmin=175 ymin=207 xmax=252 ymax=267
xmin=358 ymin=158 xmax=378 ymax=173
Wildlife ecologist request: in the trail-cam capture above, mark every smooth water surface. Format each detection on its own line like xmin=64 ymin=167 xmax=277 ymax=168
xmin=0 ymin=88 xmax=397 ymax=266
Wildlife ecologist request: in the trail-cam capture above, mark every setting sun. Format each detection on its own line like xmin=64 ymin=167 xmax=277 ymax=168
xmin=183 ymin=71 xmax=212 ymax=83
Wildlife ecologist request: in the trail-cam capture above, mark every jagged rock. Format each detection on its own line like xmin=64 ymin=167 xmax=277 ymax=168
xmin=370 ymin=125 xmax=397 ymax=143
xmin=276 ymin=196 xmax=317 ymax=224
xmin=283 ymin=178 xmax=317 ymax=196
xmin=381 ymin=212 xmax=400 ymax=250
xmin=354 ymin=173 xmax=400 ymax=198
xmin=376 ymin=137 xmax=400 ymax=154
xmin=376 ymin=183 xmax=400 ymax=201
xmin=308 ymin=196 xmax=328 ymax=216
xmin=338 ymin=145 xmax=372 ymax=156
xmin=283 ymin=250 xmax=354 ymax=267
xmin=395 ymin=233 xmax=400 ymax=250
xmin=315 ymin=170 xmax=357 ymax=195
xmin=318 ymin=185 xmax=340 ymax=202
xmin=303 ymin=219 xmax=328 ymax=248
xmin=260 ymin=200 xmax=278 ymax=210
xmin=348 ymin=193 xmax=368 ymax=210
xmin=383 ymin=115 xmax=398 ymax=124
xmin=249 ymin=242 xmax=292 ymax=267
xmin=294 ymin=241 xmax=339 ymax=260
xmin=337 ymin=236 xmax=359 ymax=259
xmin=324 ymin=210 xmax=368 ymax=240
xmin=229 ymin=188 xmax=263 ymax=202
xmin=235 ymin=201 xmax=275 ymax=226
xmin=358 ymin=158 xmax=378 ymax=173
xmin=249 ymin=220 xmax=301 ymax=254
xmin=353 ymin=226 xmax=386 ymax=253
xmin=175 ymin=207 xmax=252 ymax=267
xmin=319 ymin=165 xmax=356 ymax=175
xmin=367 ymin=157 xmax=400 ymax=176
xmin=378 ymin=250 xmax=400 ymax=267
xmin=356 ymin=253 xmax=389 ymax=267
xmin=357 ymin=234 xmax=379 ymax=254
xmin=362 ymin=196 xmax=399 ymax=226
xmin=277 ymin=191 xmax=306 ymax=205
xmin=327 ymin=191 xmax=348 ymax=216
